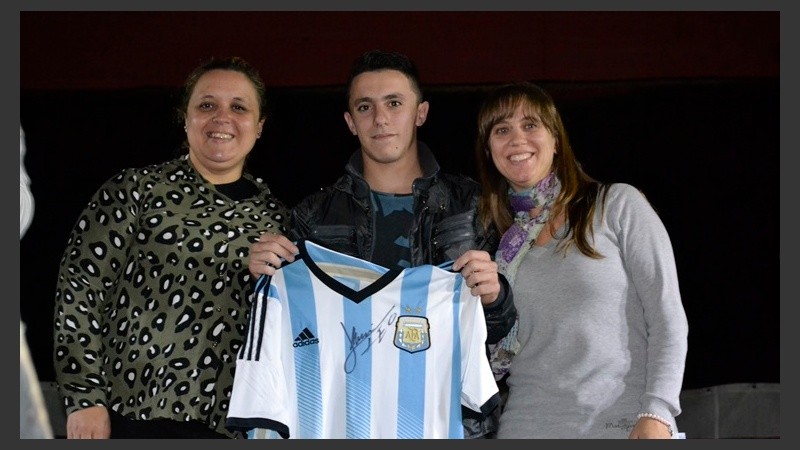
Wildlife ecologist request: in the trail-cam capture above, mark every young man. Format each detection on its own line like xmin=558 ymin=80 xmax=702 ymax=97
xmin=247 ymin=50 xmax=515 ymax=438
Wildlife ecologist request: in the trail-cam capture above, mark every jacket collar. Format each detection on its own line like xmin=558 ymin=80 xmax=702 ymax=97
xmin=343 ymin=141 xmax=440 ymax=199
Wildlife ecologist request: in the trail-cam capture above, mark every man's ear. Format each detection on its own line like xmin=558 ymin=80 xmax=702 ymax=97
xmin=344 ymin=111 xmax=357 ymax=135
xmin=257 ymin=118 xmax=265 ymax=138
xmin=416 ymin=101 xmax=430 ymax=126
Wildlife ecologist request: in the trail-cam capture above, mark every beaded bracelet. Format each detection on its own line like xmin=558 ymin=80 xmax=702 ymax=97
xmin=636 ymin=412 xmax=674 ymax=437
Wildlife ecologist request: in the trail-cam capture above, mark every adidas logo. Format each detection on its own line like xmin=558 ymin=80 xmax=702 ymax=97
xmin=293 ymin=327 xmax=319 ymax=348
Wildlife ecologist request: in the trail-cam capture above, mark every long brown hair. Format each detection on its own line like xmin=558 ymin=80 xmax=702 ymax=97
xmin=474 ymin=82 xmax=609 ymax=258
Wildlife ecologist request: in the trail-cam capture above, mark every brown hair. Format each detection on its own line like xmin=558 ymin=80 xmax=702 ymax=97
xmin=176 ymin=56 xmax=267 ymax=125
xmin=474 ymin=82 xmax=609 ymax=258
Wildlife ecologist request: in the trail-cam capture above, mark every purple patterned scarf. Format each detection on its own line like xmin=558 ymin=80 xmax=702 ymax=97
xmin=496 ymin=172 xmax=561 ymax=284
xmin=490 ymin=172 xmax=560 ymax=378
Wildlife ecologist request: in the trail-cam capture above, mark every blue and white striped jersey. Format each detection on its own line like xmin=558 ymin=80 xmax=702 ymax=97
xmin=226 ymin=239 xmax=500 ymax=439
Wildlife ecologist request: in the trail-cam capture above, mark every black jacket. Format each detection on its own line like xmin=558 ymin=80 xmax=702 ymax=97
xmin=289 ymin=143 xmax=516 ymax=344
xmin=288 ymin=143 xmax=515 ymax=438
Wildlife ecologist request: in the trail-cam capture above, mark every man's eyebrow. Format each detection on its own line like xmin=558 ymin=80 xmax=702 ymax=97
xmin=353 ymin=92 xmax=405 ymax=104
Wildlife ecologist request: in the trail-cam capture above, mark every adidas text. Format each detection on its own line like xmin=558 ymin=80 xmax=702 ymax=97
xmin=293 ymin=338 xmax=319 ymax=347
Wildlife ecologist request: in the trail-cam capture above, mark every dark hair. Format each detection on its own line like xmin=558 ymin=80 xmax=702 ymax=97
xmin=474 ymin=82 xmax=609 ymax=258
xmin=177 ymin=56 xmax=267 ymax=124
xmin=345 ymin=50 xmax=423 ymax=109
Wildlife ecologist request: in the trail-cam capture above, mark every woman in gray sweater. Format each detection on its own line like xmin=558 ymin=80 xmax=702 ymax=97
xmin=474 ymin=82 xmax=688 ymax=439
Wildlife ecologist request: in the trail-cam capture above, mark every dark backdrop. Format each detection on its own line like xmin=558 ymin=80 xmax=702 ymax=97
xmin=20 ymin=11 xmax=779 ymax=392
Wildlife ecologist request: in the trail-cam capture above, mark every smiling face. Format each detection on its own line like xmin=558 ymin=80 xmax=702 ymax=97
xmin=184 ymin=69 xmax=264 ymax=184
xmin=343 ymin=69 xmax=428 ymax=166
xmin=488 ymin=104 xmax=557 ymax=192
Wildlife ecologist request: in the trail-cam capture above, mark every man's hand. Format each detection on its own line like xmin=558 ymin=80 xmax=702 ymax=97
xmin=248 ymin=233 xmax=298 ymax=277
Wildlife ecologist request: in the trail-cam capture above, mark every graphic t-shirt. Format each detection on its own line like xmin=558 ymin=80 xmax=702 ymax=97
xmin=371 ymin=191 xmax=414 ymax=269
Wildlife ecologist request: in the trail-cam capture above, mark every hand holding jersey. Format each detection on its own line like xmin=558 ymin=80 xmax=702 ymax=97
xmin=227 ymin=239 xmax=500 ymax=439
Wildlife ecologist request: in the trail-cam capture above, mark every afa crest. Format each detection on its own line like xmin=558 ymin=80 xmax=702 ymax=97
xmin=394 ymin=315 xmax=430 ymax=353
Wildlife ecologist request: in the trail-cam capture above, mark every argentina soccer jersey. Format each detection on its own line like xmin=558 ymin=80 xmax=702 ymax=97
xmin=226 ymin=239 xmax=500 ymax=439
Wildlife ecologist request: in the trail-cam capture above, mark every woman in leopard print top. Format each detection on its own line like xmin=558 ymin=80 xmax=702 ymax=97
xmin=53 ymin=57 xmax=290 ymax=439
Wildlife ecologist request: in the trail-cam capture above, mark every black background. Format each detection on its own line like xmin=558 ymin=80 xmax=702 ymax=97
xmin=20 ymin=11 xmax=780 ymax=393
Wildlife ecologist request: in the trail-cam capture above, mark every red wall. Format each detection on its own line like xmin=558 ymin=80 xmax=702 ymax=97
xmin=21 ymin=11 xmax=778 ymax=90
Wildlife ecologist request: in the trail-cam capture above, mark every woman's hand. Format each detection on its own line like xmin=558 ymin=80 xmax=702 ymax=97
xmin=66 ymin=405 xmax=111 ymax=439
xmin=453 ymin=250 xmax=501 ymax=306
xmin=629 ymin=416 xmax=673 ymax=439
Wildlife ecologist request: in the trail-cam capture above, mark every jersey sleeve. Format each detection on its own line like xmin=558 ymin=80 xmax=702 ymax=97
xmin=458 ymin=280 xmax=501 ymax=416
xmin=226 ymin=278 xmax=292 ymax=438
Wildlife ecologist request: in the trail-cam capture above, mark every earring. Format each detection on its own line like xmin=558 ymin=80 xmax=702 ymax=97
xmin=183 ymin=125 xmax=187 ymax=133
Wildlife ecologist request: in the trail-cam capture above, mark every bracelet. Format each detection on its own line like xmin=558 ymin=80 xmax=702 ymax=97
xmin=636 ymin=412 xmax=674 ymax=437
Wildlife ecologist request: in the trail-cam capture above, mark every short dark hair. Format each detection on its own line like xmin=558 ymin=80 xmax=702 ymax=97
xmin=345 ymin=50 xmax=423 ymax=108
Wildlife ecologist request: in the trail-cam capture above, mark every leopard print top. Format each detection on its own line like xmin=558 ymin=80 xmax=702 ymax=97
xmin=54 ymin=155 xmax=289 ymax=437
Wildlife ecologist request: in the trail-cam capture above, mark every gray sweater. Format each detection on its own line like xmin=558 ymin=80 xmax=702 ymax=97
xmin=497 ymin=183 xmax=688 ymax=438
